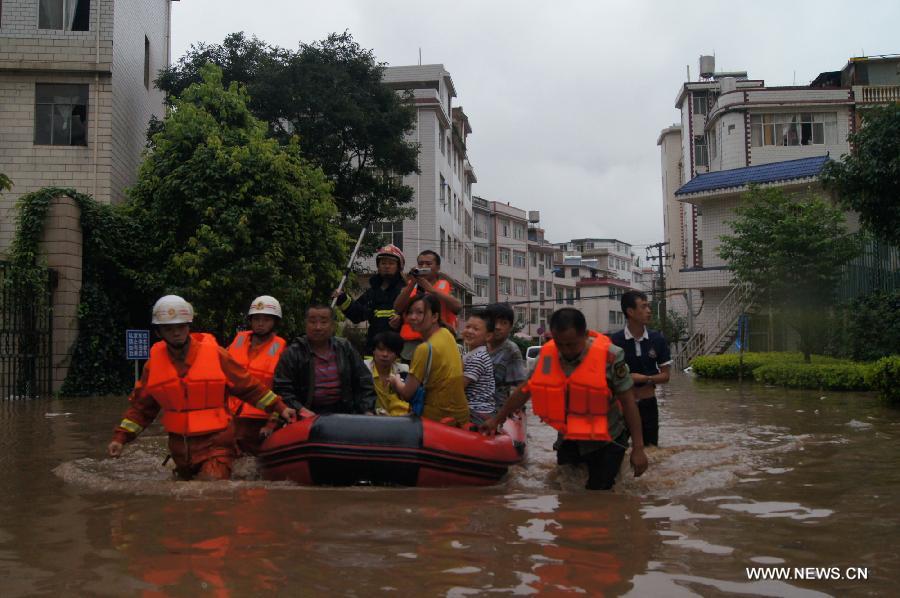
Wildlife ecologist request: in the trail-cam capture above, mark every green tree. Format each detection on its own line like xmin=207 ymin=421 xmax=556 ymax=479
xmin=821 ymin=103 xmax=900 ymax=246
xmin=650 ymin=307 xmax=689 ymax=348
xmin=718 ymin=186 xmax=859 ymax=362
xmin=155 ymin=31 xmax=419 ymax=234
xmin=0 ymin=173 xmax=11 ymax=193
xmin=128 ymin=64 xmax=348 ymax=340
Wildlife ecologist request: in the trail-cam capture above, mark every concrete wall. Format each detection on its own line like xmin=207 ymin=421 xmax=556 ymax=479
xmin=36 ymin=195 xmax=82 ymax=392
xmin=110 ymin=0 xmax=168 ymax=203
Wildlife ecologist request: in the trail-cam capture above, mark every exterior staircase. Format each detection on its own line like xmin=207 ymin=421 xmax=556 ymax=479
xmin=674 ymin=282 xmax=756 ymax=370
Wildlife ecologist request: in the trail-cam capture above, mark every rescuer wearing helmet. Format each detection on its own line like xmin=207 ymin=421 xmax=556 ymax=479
xmin=479 ymin=307 xmax=648 ymax=491
xmin=226 ymin=295 xmax=288 ymax=455
xmin=106 ymin=295 xmax=297 ymax=480
xmin=333 ymin=244 xmax=406 ymax=354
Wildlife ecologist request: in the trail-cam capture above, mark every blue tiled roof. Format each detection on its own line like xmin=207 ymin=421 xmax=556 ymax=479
xmin=675 ymin=156 xmax=830 ymax=196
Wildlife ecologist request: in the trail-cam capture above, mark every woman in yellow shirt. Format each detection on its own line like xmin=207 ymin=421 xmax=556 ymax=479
xmin=390 ymin=294 xmax=469 ymax=426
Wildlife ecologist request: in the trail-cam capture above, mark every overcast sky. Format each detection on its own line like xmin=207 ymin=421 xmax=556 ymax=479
xmin=170 ymin=0 xmax=899 ymax=250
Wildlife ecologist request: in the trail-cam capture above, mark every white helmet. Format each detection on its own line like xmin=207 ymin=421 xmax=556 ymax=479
xmin=151 ymin=295 xmax=194 ymax=325
xmin=248 ymin=295 xmax=282 ymax=319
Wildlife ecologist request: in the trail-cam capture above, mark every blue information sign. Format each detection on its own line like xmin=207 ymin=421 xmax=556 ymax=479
xmin=126 ymin=329 xmax=150 ymax=360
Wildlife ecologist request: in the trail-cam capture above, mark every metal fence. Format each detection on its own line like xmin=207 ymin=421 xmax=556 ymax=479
xmin=0 ymin=261 xmax=54 ymax=399
xmin=837 ymin=238 xmax=900 ymax=303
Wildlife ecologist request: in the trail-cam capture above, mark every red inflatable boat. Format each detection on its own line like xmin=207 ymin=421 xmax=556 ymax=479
xmin=258 ymin=412 xmax=526 ymax=487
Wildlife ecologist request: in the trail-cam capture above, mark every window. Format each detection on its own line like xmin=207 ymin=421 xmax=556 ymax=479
xmin=474 ymin=245 xmax=488 ymax=265
xmin=465 ymin=248 xmax=472 ymax=276
xmin=474 ymin=213 xmax=487 ymax=238
xmin=566 ymin=288 xmax=575 ymax=305
xmin=500 ymin=218 xmax=510 ymax=237
xmin=539 ymin=264 xmax=545 ymax=276
xmin=692 ymin=92 xmax=708 ymax=116
xmin=513 ymin=224 xmax=525 ymax=240
xmin=371 ymin=221 xmax=403 ymax=250
xmin=694 ymin=136 xmax=708 ymax=167
xmin=750 ymin=112 xmax=838 ymax=147
xmin=439 ymin=125 xmax=446 ymax=155
xmin=144 ymin=36 xmax=151 ymax=90
xmin=513 ymin=251 xmax=526 ymax=269
xmin=499 ymin=277 xmax=511 ymax=295
xmin=514 ymin=279 xmax=526 ymax=297
xmin=545 ymin=281 xmax=553 ymax=295
xmin=475 ymin=277 xmax=488 ymax=298
xmin=465 ymin=212 xmax=472 ymax=237
xmin=530 ymin=252 xmax=538 ymax=267
xmin=530 ymin=280 xmax=538 ymax=296
xmin=440 ymin=227 xmax=446 ymax=258
xmin=556 ymin=288 xmax=564 ymax=304
xmin=499 ymin=248 xmax=511 ymax=266
xmin=530 ymin=309 xmax=538 ymax=325
xmin=609 ymin=310 xmax=619 ymax=327
xmin=571 ymin=268 xmax=580 ymax=278
xmin=39 ymin=0 xmax=90 ymax=31
xmin=708 ymin=125 xmax=717 ymax=160
xmin=554 ymin=268 xmax=564 ymax=279
xmin=515 ymin=307 xmax=527 ymax=324
xmin=545 ymin=255 xmax=552 ymax=268
xmin=439 ymin=175 xmax=446 ymax=209
xmin=34 ymin=84 xmax=88 ymax=146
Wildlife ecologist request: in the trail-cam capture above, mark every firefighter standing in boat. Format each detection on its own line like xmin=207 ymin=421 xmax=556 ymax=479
xmin=106 ymin=295 xmax=297 ymax=480
xmin=226 ymin=295 xmax=288 ymax=455
xmin=480 ymin=307 xmax=648 ymax=490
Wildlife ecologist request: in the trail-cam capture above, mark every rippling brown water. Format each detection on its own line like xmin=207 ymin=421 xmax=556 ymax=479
xmin=2 ymin=374 xmax=898 ymax=596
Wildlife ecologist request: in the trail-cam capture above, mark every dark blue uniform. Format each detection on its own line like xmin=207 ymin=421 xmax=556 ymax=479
xmin=609 ymin=328 xmax=671 ymax=446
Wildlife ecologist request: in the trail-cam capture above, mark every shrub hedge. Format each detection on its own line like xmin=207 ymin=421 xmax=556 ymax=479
xmin=753 ymin=362 xmax=870 ymax=391
xmin=690 ymin=352 xmax=900 ymax=395
xmin=867 ymin=356 xmax=900 ymax=404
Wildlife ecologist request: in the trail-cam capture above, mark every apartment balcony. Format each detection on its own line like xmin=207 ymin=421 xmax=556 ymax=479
xmin=853 ymin=85 xmax=900 ymax=104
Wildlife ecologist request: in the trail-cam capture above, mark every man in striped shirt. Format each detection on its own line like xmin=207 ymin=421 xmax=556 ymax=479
xmin=273 ymin=304 xmax=376 ymax=415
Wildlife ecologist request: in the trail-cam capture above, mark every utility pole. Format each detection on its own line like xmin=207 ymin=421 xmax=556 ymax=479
xmin=646 ymin=242 xmax=669 ymax=330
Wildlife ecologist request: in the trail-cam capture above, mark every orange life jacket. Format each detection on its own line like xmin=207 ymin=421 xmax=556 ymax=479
xmin=226 ymin=331 xmax=286 ymax=419
xmin=145 ymin=333 xmax=230 ymax=436
xmin=400 ymin=279 xmax=458 ymax=340
xmin=529 ymin=330 xmax=613 ymax=441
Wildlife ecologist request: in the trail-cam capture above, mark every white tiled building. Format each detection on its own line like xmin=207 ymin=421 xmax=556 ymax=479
xmin=0 ymin=0 xmax=174 ymax=250
xmin=660 ymin=54 xmax=900 ymax=364
xmin=379 ymin=65 xmax=477 ymax=312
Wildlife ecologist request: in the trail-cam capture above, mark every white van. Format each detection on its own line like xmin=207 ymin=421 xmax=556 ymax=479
xmin=525 ymin=345 xmax=541 ymax=373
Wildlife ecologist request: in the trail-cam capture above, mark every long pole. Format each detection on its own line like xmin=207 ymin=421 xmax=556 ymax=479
xmin=331 ymin=225 xmax=368 ymax=308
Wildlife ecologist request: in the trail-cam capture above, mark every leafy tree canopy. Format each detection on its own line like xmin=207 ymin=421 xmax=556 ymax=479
xmin=129 ymin=63 xmax=349 ymax=340
xmin=821 ymin=103 xmax=900 ymax=246
xmin=155 ymin=31 xmax=419 ymax=235
xmin=718 ymin=186 xmax=859 ymax=361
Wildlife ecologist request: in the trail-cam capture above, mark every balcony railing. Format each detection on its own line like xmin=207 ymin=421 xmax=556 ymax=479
xmin=854 ymin=85 xmax=900 ymax=104
xmin=674 ymin=282 xmax=755 ymax=370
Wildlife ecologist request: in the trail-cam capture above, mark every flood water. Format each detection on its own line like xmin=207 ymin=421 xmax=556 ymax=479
xmin=2 ymin=374 xmax=899 ymax=596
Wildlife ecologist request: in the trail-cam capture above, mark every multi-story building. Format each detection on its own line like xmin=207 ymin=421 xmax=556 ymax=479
xmin=660 ymin=54 xmax=900 ymax=365
xmin=469 ymin=197 xmax=555 ymax=337
xmin=551 ymin=253 xmax=633 ymax=334
xmin=0 ymin=0 xmax=174 ymax=249
xmin=525 ymin=221 xmax=555 ymax=338
xmin=379 ymin=65 xmax=477 ymax=313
